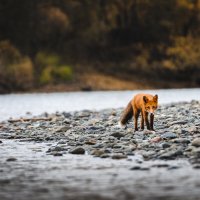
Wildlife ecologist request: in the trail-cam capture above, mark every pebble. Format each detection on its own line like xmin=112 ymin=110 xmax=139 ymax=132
xmin=130 ymin=166 xmax=150 ymax=171
xmin=150 ymin=136 xmax=162 ymax=143
xmin=100 ymin=154 xmax=110 ymax=158
xmin=152 ymin=164 xmax=169 ymax=168
xmin=173 ymin=138 xmax=190 ymax=144
xmin=85 ymin=139 xmax=96 ymax=145
xmin=159 ymin=149 xmax=183 ymax=159
xmin=192 ymin=138 xmax=200 ymax=147
xmin=91 ymin=150 xmax=105 ymax=157
xmin=0 ymin=101 xmax=200 ymax=167
xmin=53 ymin=152 xmax=63 ymax=156
xmin=69 ymin=147 xmax=85 ymax=154
xmin=161 ymin=132 xmax=177 ymax=139
xmin=112 ymin=154 xmax=127 ymax=159
xmin=161 ymin=142 xmax=171 ymax=148
xmin=6 ymin=157 xmax=17 ymax=162
xmin=168 ymin=165 xmax=181 ymax=170
xmin=193 ymin=164 xmax=200 ymax=169
xmin=111 ymin=132 xmax=124 ymax=139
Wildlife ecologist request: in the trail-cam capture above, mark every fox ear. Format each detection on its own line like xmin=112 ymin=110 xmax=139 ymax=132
xmin=153 ymin=94 xmax=158 ymax=102
xmin=143 ymin=96 xmax=148 ymax=103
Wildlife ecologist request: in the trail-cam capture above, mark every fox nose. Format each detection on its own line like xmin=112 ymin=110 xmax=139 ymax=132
xmin=149 ymin=110 xmax=154 ymax=114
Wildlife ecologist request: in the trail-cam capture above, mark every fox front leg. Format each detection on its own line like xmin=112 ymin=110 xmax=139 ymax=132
xmin=144 ymin=112 xmax=150 ymax=130
xmin=150 ymin=113 xmax=155 ymax=131
xmin=141 ymin=112 xmax=144 ymax=130
xmin=134 ymin=109 xmax=140 ymax=131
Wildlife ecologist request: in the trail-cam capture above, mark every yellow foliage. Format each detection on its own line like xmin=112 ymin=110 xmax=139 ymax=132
xmin=167 ymin=37 xmax=200 ymax=69
xmin=35 ymin=52 xmax=60 ymax=66
xmin=39 ymin=66 xmax=53 ymax=84
xmin=0 ymin=41 xmax=33 ymax=88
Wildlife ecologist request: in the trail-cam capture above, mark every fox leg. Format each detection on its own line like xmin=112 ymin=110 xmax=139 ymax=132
xmin=141 ymin=111 xmax=144 ymax=130
xmin=144 ymin=112 xmax=150 ymax=130
xmin=150 ymin=113 xmax=155 ymax=131
xmin=134 ymin=109 xmax=140 ymax=131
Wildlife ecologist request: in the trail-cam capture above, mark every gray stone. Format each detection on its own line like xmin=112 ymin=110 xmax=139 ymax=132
xmin=93 ymin=143 xmax=104 ymax=148
xmin=112 ymin=154 xmax=127 ymax=159
xmin=161 ymin=142 xmax=171 ymax=149
xmin=53 ymin=152 xmax=63 ymax=156
xmin=69 ymin=147 xmax=85 ymax=154
xmin=152 ymin=164 xmax=169 ymax=168
xmin=130 ymin=166 xmax=150 ymax=170
xmin=161 ymin=132 xmax=177 ymax=139
xmin=6 ymin=157 xmax=17 ymax=162
xmin=100 ymin=154 xmax=110 ymax=158
xmin=192 ymin=138 xmax=200 ymax=147
xmin=173 ymin=138 xmax=190 ymax=144
xmin=159 ymin=149 xmax=183 ymax=159
xmin=169 ymin=120 xmax=188 ymax=126
xmin=85 ymin=139 xmax=96 ymax=145
xmin=51 ymin=146 xmax=66 ymax=152
xmin=91 ymin=150 xmax=105 ymax=157
xmin=110 ymin=132 xmax=124 ymax=139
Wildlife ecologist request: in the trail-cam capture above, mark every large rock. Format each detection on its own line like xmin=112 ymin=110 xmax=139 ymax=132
xmin=110 ymin=132 xmax=124 ymax=139
xmin=192 ymin=138 xmax=200 ymax=147
xmin=69 ymin=147 xmax=85 ymax=154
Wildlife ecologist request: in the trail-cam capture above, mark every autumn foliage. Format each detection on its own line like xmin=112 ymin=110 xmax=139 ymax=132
xmin=0 ymin=0 xmax=200 ymax=92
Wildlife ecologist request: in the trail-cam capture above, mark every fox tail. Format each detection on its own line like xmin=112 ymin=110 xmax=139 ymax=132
xmin=119 ymin=101 xmax=133 ymax=127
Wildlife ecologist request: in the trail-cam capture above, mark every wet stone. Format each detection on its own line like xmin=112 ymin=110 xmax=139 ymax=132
xmin=193 ymin=164 xmax=200 ymax=169
xmin=150 ymin=136 xmax=162 ymax=143
xmin=91 ymin=150 xmax=105 ymax=157
xmin=192 ymin=138 xmax=200 ymax=147
xmin=110 ymin=132 xmax=124 ymax=139
xmin=161 ymin=132 xmax=177 ymax=139
xmin=53 ymin=152 xmax=63 ymax=156
xmin=69 ymin=147 xmax=85 ymax=155
xmin=169 ymin=120 xmax=188 ymax=126
xmin=152 ymin=164 xmax=169 ymax=168
xmin=6 ymin=157 xmax=17 ymax=162
xmin=100 ymin=154 xmax=110 ymax=158
xmin=173 ymin=138 xmax=190 ymax=144
xmin=159 ymin=149 xmax=183 ymax=159
xmin=112 ymin=154 xmax=127 ymax=159
xmin=50 ymin=146 xmax=66 ymax=152
xmin=130 ymin=166 xmax=150 ymax=171
xmin=168 ymin=165 xmax=181 ymax=170
xmin=161 ymin=142 xmax=171 ymax=149
xmin=85 ymin=139 xmax=96 ymax=145
xmin=92 ymin=143 xmax=104 ymax=148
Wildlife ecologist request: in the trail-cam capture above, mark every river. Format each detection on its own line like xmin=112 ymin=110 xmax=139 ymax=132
xmin=0 ymin=88 xmax=199 ymax=121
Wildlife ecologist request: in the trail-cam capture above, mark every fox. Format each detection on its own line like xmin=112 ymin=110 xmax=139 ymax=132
xmin=119 ymin=94 xmax=158 ymax=131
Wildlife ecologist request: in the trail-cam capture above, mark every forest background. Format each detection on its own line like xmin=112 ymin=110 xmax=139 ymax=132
xmin=0 ymin=0 xmax=200 ymax=93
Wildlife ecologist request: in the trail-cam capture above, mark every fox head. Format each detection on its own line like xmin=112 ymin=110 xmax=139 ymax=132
xmin=143 ymin=95 xmax=158 ymax=114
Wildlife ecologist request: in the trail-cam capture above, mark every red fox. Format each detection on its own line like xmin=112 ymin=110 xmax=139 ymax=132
xmin=119 ymin=94 xmax=158 ymax=131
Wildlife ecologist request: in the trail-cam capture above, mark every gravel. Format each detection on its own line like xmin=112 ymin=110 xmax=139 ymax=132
xmin=0 ymin=100 xmax=200 ymax=200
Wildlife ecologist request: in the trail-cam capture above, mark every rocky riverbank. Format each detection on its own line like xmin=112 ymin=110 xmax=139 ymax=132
xmin=0 ymin=101 xmax=200 ymax=200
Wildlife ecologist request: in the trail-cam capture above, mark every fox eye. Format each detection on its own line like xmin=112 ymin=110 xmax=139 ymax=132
xmin=147 ymin=106 xmax=150 ymax=109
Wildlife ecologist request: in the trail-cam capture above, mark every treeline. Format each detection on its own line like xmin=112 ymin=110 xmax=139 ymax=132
xmin=0 ymin=0 xmax=200 ymax=92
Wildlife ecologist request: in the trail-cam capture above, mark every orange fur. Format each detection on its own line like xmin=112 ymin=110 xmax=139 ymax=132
xmin=120 ymin=93 xmax=158 ymax=131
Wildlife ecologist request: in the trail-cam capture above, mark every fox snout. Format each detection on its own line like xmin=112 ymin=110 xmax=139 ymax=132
xmin=149 ymin=109 xmax=156 ymax=114
xmin=149 ymin=111 xmax=154 ymax=115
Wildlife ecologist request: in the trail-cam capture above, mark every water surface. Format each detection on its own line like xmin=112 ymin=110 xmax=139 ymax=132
xmin=0 ymin=88 xmax=199 ymax=121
